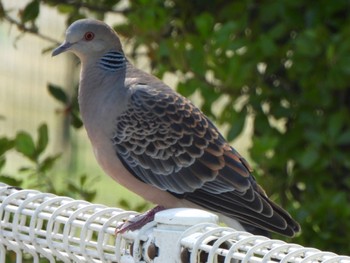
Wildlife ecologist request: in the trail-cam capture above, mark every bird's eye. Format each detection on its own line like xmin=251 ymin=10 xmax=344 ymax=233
xmin=84 ymin=32 xmax=95 ymax=41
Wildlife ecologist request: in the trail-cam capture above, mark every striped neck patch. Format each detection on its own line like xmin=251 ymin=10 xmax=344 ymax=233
xmin=99 ymin=51 xmax=126 ymax=72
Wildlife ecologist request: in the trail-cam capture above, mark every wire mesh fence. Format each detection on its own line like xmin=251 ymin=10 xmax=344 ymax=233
xmin=0 ymin=183 xmax=349 ymax=263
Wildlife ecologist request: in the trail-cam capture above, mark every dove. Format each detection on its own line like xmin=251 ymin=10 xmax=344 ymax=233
xmin=52 ymin=19 xmax=300 ymax=237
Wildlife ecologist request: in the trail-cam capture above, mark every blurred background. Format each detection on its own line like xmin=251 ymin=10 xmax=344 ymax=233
xmin=1 ymin=0 xmax=350 ymax=257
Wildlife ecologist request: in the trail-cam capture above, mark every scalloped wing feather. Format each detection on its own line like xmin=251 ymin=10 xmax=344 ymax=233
xmin=113 ymin=85 xmax=250 ymax=191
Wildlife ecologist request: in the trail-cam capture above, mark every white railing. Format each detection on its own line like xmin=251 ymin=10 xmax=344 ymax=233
xmin=0 ymin=183 xmax=349 ymax=263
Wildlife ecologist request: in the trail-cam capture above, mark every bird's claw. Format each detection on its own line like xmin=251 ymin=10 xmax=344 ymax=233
xmin=115 ymin=206 xmax=165 ymax=234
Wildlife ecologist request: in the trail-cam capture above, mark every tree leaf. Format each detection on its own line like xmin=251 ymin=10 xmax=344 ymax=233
xmin=195 ymin=12 xmax=214 ymax=38
xmin=21 ymin=0 xmax=40 ymax=23
xmin=15 ymin=132 xmax=36 ymax=161
xmin=80 ymin=174 xmax=87 ymax=186
xmin=227 ymin=110 xmax=246 ymax=141
xmin=39 ymin=154 xmax=61 ymax=172
xmin=259 ymin=34 xmax=277 ymax=56
xmin=19 ymin=166 xmax=32 ymax=172
xmin=71 ymin=111 xmax=83 ymax=129
xmin=0 ymin=137 xmax=15 ymax=156
xmin=47 ymin=83 xmax=68 ymax=104
xmin=36 ymin=123 xmax=48 ymax=155
xmin=0 ymin=175 xmax=22 ymax=187
xmin=299 ymin=147 xmax=319 ymax=169
xmin=337 ymin=130 xmax=350 ymax=145
xmin=118 ymin=198 xmax=132 ymax=210
xmin=177 ymin=79 xmax=198 ymax=97
xmin=0 ymin=157 xmax=6 ymax=170
xmin=327 ymin=111 xmax=345 ymax=140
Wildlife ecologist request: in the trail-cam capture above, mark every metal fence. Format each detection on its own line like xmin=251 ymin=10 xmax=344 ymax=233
xmin=0 ymin=183 xmax=349 ymax=263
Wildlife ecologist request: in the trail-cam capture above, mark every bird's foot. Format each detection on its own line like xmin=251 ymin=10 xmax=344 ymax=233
xmin=116 ymin=206 xmax=165 ymax=234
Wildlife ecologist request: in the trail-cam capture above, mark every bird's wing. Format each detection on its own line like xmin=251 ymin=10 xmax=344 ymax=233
xmin=112 ymin=83 xmax=298 ymax=236
xmin=113 ymin=84 xmax=251 ymax=193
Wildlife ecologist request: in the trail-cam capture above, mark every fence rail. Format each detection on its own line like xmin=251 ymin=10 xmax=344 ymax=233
xmin=0 ymin=183 xmax=349 ymax=263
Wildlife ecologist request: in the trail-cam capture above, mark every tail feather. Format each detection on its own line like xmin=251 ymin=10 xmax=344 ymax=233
xmin=185 ymin=189 xmax=300 ymax=237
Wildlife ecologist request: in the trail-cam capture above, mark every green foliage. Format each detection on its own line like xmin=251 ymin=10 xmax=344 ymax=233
xmin=115 ymin=1 xmax=350 ymax=254
xmin=0 ymin=124 xmax=96 ymax=201
xmin=2 ymin=0 xmax=350 ymax=255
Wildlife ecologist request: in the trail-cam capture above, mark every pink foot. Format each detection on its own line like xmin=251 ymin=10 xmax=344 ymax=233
xmin=116 ymin=206 xmax=165 ymax=234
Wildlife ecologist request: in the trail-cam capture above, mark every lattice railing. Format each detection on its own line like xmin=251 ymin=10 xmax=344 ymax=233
xmin=0 ymin=183 xmax=349 ymax=263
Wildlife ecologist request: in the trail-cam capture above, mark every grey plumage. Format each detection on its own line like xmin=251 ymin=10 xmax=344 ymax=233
xmin=52 ymin=18 xmax=300 ymax=237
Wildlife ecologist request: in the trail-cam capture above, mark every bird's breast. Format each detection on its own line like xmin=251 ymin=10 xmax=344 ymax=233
xmin=78 ymin=67 xmax=125 ymax=167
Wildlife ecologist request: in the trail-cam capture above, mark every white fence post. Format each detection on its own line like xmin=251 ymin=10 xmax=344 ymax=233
xmin=153 ymin=209 xmax=218 ymax=263
xmin=1 ymin=183 xmax=350 ymax=263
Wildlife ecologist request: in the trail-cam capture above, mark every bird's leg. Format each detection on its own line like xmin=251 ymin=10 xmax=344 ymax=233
xmin=116 ymin=205 xmax=165 ymax=234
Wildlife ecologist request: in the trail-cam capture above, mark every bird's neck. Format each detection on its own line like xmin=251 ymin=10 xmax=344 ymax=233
xmin=97 ymin=51 xmax=126 ymax=72
xmin=78 ymin=50 xmax=144 ymax=124
xmin=78 ymin=51 xmax=128 ymax=139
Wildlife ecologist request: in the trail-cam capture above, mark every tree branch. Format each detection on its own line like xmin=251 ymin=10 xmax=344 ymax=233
xmin=1 ymin=1 xmax=130 ymax=45
xmin=3 ymin=14 xmax=61 ymax=44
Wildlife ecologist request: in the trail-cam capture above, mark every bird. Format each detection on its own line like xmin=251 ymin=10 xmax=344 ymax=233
xmin=52 ymin=19 xmax=300 ymax=237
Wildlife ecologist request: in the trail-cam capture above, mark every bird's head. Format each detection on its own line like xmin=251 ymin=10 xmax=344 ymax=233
xmin=52 ymin=19 xmax=123 ymax=61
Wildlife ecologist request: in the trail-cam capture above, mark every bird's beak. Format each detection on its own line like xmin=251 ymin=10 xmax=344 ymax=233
xmin=52 ymin=41 xmax=72 ymax=57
